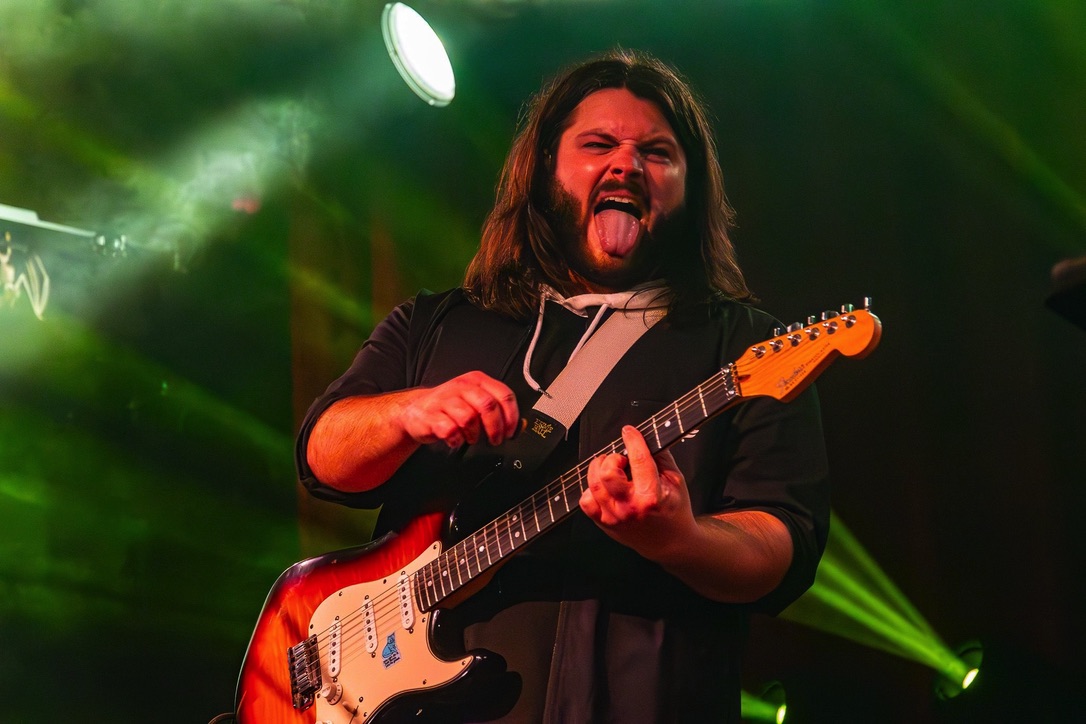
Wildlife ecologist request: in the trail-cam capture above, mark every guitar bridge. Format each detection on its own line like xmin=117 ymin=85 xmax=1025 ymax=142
xmin=287 ymin=635 xmax=322 ymax=711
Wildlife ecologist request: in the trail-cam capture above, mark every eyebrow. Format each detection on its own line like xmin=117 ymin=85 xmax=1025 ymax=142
xmin=575 ymin=129 xmax=681 ymax=148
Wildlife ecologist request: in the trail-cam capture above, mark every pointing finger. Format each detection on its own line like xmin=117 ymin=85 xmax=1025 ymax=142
xmin=620 ymin=425 xmax=658 ymax=490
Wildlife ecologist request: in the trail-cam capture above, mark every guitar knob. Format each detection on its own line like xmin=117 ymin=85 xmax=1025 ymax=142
xmin=320 ymin=681 xmax=343 ymax=705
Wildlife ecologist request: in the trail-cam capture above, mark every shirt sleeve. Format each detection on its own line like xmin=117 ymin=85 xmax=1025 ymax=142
xmin=724 ymin=388 xmax=829 ymax=614
xmin=293 ymin=298 xmax=415 ymax=508
xmin=713 ymin=304 xmax=831 ymax=614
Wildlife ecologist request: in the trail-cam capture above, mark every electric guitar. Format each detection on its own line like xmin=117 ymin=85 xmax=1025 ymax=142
xmin=234 ymin=303 xmax=882 ymax=723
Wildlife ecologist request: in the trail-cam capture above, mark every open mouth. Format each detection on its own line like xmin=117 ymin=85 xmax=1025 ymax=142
xmin=593 ymin=197 xmax=643 ymax=220
xmin=592 ymin=196 xmax=644 ymax=257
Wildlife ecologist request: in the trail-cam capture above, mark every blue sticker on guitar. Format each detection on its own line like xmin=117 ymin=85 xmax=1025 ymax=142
xmin=382 ymin=633 xmax=402 ymax=668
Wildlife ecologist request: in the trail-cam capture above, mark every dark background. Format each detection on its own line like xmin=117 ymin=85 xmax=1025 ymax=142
xmin=1 ymin=1 xmax=1083 ymax=721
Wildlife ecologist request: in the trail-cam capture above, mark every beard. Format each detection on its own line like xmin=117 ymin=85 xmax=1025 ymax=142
xmin=543 ymin=178 xmax=689 ymax=292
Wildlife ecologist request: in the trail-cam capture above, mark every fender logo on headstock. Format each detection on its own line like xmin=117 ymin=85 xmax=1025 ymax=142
xmin=777 ymin=364 xmax=807 ymax=391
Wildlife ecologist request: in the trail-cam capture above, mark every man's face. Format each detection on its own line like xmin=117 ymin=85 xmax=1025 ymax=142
xmin=550 ymin=87 xmax=688 ymax=292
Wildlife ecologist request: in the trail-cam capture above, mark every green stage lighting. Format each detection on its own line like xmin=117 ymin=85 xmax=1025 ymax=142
xmin=742 ymin=681 xmax=787 ymax=723
xmin=782 ymin=512 xmax=981 ymax=695
xmin=936 ymin=641 xmax=983 ymax=700
xmin=381 ymin=3 xmax=455 ymax=107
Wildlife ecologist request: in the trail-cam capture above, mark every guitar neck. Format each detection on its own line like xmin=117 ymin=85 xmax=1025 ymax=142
xmin=413 ymin=304 xmax=881 ymax=611
xmin=414 ymin=365 xmax=741 ymax=611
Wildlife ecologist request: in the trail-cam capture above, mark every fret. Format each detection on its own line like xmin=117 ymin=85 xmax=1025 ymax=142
xmin=418 ymin=564 xmax=433 ymax=610
xmin=427 ymin=560 xmax=440 ymax=607
xmin=509 ymin=511 xmax=526 ymax=548
xmin=473 ymin=533 xmax=484 ymax=577
xmin=561 ymin=476 xmax=581 ymax=511
xmin=479 ymin=527 xmax=493 ymax=567
xmin=408 ymin=575 xmax=419 ymax=624
xmin=493 ymin=520 xmax=505 ymax=558
xmin=502 ymin=515 xmax=513 ymax=551
xmin=433 ymin=557 xmax=447 ymax=600
xmin=439 ymin=556 xmax=454 ymax=595
xmin=422 ymin=363 xmax=757 ymax=610
xmin=468 ymin=533 xmax=483 ymax=580
xmin=423 ymin=560 xmax=436 ymax=612
xmin=519 ymin=505 xmax=530 ymax=542
xmin=456 ymin=545 xmax=469 ymax=587
xmin=451 ymin=545 xmax=464 ymax=588
xmin=699 ymin=369 xmax=734 ymax=412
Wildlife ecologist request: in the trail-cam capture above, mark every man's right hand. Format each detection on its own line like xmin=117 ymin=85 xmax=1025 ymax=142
xmin=307 ymin=371 xmax=520 ymax=492
xmin=400 ymin=371 xmax=521 ymax=449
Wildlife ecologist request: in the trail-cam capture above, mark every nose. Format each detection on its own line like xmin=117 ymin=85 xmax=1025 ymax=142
xmin=609 ymin=143 xmax=643 ymax=177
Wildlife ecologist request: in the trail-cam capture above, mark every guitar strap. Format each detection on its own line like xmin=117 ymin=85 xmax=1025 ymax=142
xmin=513 ymin=293 xmax=668 ymax=470
xmin=461 ymin=286 xmax=669 ymax=493
xmin=531 ymin=306 xmax=666 ymax=427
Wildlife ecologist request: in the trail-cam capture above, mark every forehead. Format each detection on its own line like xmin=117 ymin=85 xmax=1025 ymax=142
xmin=562 ymin=87 xmax=678 ymax=140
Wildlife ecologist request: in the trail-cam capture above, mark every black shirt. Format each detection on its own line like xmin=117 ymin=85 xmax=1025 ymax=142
xmin=295 ymin=289 xmax=829 ymax=722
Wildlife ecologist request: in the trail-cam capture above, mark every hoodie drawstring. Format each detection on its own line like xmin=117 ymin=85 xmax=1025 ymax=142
xmin=522 ymin=283 xmax=667 ymax=396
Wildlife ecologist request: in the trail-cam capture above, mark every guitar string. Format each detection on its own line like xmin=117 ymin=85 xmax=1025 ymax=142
xmin=302 ymin=364 xmax=747 ymax=671
xmin=306 ymin=356 xmax=790 ymax=672
xmin=300 ymin=323 xmax=850 ymax=668
xmin=304 ymin=364 xmax=746 ymax=671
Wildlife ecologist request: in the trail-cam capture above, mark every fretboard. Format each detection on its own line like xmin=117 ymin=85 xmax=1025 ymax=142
xmin=413 ymin=363 xmax=741 ymax=611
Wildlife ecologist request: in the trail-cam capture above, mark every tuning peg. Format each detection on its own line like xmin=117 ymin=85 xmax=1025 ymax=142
xmin=840 ymin=303 xmax=854 ymax=314
xmin=773 ymin=326 xmax=784 ymax=337
xmin=820 ymin=310 xmax=838 ymax=321
xmin=786 ymin=322 xmax=803 ymax=333
xmin=863 ymin=296 xmax=873 ymax=310
xmin=807 ymin=315 xmax=818 ymax=325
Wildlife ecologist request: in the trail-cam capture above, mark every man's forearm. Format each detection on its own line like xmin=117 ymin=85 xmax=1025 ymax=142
xmin=306 ymin=372 xmax=522 ymax=493
xmin=653 ymin=510 xmax=793 ymax=604
xmin=306 ymin=391 xmax=422 ymax=493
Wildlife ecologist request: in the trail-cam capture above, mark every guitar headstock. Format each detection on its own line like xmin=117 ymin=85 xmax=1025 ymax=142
xmin=734 ymin=302 xmax=882 ymax=402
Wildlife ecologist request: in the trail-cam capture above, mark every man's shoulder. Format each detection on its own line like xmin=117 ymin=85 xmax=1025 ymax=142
xmin=409 ymin=287 xmax=518 ymax=324
xmin=399 ymin=287 xmax=528 ymax=355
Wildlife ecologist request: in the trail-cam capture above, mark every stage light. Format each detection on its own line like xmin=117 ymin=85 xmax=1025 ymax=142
xmin=782 ymin=512 xmax=981 ymax=697
xmin=741 ymin=682 xmax=787 ymax=723
xmin=381 ymin=3 xmax=455 ymax=107
xmin=936 ymin=641 xmax=983 ymax=699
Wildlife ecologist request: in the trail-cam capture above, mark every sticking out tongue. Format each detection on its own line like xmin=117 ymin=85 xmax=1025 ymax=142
xmin=595 ymin=208 xmax=641 ymax=256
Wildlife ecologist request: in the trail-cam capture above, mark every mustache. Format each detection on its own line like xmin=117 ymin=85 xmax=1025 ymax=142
xmin=592 ymin=178 xmax=646 ymax=205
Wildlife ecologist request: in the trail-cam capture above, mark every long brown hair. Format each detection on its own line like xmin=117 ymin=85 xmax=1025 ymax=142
xmin=464 ymin=49 xmax=752 ymax=320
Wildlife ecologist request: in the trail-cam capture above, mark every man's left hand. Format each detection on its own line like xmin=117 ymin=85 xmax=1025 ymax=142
xmin=579 ymin=425 xmax=699 ymax=560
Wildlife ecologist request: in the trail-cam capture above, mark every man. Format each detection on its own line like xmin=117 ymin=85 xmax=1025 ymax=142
xmin=297 ymin=50 xmax=829 ymax=722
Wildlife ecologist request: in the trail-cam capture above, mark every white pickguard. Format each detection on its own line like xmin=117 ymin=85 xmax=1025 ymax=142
xmin=309 ymin=541 xmax=472 ymax=723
